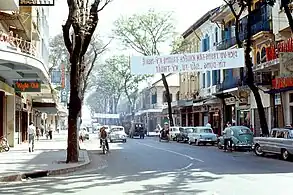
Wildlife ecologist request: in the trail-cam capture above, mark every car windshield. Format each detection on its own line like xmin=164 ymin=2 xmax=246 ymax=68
xmin=238 ymin=127 xmax=251 ymax=134
xmin=111 ymin=128 xmax=123 ymax=132
xmin=199 ymin=128 xmax=213 ymax=133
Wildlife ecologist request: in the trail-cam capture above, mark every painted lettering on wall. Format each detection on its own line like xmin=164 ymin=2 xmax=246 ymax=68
xmin=14 ymin=81 xmax=41 ymax=92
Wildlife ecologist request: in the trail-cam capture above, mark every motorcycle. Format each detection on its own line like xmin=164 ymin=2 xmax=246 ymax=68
xmin=101 ymin=138 xmax=108 ymax=154
xmin=159 ymin=130 xmax=170 ymax=142
xmin=0 ymin=136 xmax=10 ymax=152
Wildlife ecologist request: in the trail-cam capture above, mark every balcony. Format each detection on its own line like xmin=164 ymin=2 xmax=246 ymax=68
xmin=216 ymin=77 xmax=240 ymax=92
xmin=0 ymin=31 xmax=37 ymax=56
xmin=0 ymin=0 xmax=18 ymax=11
xmin=216 ymin=5 xmax=272 ymax=51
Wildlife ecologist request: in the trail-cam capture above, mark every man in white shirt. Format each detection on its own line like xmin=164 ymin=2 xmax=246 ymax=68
xmin=28 ymin=122 xmax=36 ymax=152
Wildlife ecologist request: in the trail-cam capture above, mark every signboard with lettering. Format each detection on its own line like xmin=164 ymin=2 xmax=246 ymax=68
xmin=272 ymin=77 xmax=293 ymax=89
xmin=130 ymin=48 xmax=245 ymax=75
xmin=266 ymin=37 xmax=293 ymax=61
xmin=14 ymin=81 xmax=41 ymax=92
xmin=19 ymin=0 xmax=55 ymax=6
xmin=60 ymin=90 xmax=68 ymax=103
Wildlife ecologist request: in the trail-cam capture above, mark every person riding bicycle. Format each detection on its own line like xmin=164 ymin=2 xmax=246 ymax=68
xmin=99 ymin=126 xmax=109 ymax=151
xmin=160 ymin=122 xmax=169 ymax=139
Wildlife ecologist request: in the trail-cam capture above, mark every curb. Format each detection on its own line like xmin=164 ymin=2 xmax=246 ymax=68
xmin=0 ymin=150 xmax=91 ymax=182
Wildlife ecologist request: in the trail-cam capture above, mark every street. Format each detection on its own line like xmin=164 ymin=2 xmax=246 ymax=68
xmin=1 ymin=134 xmax=293 ymax=195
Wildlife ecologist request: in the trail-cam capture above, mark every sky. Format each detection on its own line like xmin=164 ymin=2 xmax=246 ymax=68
xmin=48 ymin=0 xmax=224 ymax=120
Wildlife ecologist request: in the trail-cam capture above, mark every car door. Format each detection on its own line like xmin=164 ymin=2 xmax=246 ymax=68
xmin=265 ymin=130 xmax=279 ymax=152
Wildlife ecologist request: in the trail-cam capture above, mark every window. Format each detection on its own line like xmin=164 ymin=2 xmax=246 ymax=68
xmin=256 ymin=52 xmax=260 ymax=64
xmin=202 ymin=73 xmax=206 ymax=88
xmin=151 ymin=93 xmax=157 ymax=104
xmin=215 ymin=28 xmax=218 ymax=43
xmin=271 ymin=130 xmax=277 ymax=137
xmin=163 ymin=91 xmax=172 ymax=102
xmin=289 ymin=93 xmax=293 ymax=103
xmin=261 ymin=47 xmax=266 ymax=63
xmin=199 ymin=128 xmax=213 ymax=133
xmin=207 ymin=71 xmax=211 ymax=87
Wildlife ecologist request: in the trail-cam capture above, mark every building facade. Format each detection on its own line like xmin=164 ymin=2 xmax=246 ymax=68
xmin=0 ymin=2 xmax=58 ymax=146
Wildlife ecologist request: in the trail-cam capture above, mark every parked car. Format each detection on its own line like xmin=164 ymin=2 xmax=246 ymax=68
xmin=188 ymin=126 xmax=217 ymax=146
xmin=253 ymin=128 xmax=293 ymax=160
xmin=217 ymin=126 xmax=253 ymax=151
xmin=129 ymin=122 xmax=145 ymax=139
xmin=176 ymin=127 xmax=194 ymax=143
xmin=109 ymin=126 xmax=127 ymax=143
xmin=169 ymin=126 xmax=181 ymax=141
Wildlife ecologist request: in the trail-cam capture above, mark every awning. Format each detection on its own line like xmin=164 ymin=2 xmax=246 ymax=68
xmin=204 ymin=98 xmax=221 ymax=105
xmin=32 ymin=102 xmax=57 ymax=114
xmin=264 ymin=87 xmax=293 ymax=94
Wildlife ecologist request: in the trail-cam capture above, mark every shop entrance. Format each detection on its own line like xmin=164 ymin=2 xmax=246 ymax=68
xmin=21 ymin=111 xmax=28 ymax=142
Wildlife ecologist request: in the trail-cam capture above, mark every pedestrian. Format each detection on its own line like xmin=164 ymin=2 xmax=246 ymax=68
xmin=206 ymin=121 xmax=212 ymax=128
xmin=36 ymin=127 xmax=40 ymax=141
xmin=28 ymin=122 xmax=36 ymax=152
xmin=48 ymin=124 xmax=53 ymax=140
xmin=40 ymin=124 xmax=44 ymax=136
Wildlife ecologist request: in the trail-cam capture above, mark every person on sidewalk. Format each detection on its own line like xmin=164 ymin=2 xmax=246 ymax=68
xmin=28 ymin=122 xmax=36 ymax=152
xmin=36 ymin=127 xmax=40 ymax=141
xmin=48 ymin=124 xmax=53 ymax=140
xmin=40 ymin=124 xmax=44 ymax=137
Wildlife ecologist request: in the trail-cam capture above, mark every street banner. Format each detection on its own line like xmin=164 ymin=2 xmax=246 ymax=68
xmin=130 ymin=48 xmax=245 ymax=75
xmin=94 ymin=113 xmax=120 ymax=119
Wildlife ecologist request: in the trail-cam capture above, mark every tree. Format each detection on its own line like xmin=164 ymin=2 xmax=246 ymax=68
xmin=113 ymin=9 xmax=175 ymax=126
xmin=103 ymin=55 xmax=150 ymax=116
xmin=49 ymin=33 xmax=70 ymax=73
xmin=62 ymin=0 xmax=112 ymax=163
xmin=267 ymin=0 xmax=293 ymax=32
xmin=223 ymin=0 xmax=269 ymax=135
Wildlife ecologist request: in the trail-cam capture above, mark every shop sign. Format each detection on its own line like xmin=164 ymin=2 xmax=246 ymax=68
xmin=60 ymin=90 xmax=68 ymax=103
xmin=130 ymin=48 xmax=245 ymax=75
xmin=14 ymin=81 xmax=41 ymax=92
xmin=19 ymin=0 xmax=55 ymax=6
xmin=266 ymin=37 xmax=293 ymax=61
xmin=225 ymin=97 xmax=236 ymax=105
xmin=61 ymin=64 xmax=65 ymax=88
xmin=272 ymin=77 xmax=293 ymax=89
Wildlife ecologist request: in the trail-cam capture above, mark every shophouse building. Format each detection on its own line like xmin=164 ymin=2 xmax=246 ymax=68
xmin=0 ymin=2 xmax=57 ymax=146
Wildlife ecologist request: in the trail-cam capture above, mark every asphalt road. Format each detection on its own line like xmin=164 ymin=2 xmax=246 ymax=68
xmin=1 ymin=134 xmax=293 ymax=195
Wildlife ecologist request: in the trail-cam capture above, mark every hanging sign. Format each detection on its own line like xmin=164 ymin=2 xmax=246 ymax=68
xmin=14 ymin=81 xmax=41 ymax=92
xmin=19 ymin=0 xmax=55 ymax=6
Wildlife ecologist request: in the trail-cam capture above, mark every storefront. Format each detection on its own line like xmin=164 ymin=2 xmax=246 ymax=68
xmin=15 ymin=94 xmax=22 ymax=144
xmin=224 ymin=96 xmax=236 ymax=125
xmin=236 ymin=90 xmax=251 ymax=126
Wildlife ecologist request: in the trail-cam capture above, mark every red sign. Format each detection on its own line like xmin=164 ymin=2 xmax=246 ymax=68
xmin=272 ymin=77 xmax=293 ymax=89
xmin=266 ymin=37 xmax=293 ymax=61
xmin=61 ymin=64 xmax=65 ymax=89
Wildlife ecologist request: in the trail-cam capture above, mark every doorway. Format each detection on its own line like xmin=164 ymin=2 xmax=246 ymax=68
xmin=21 ymin=111 xmax=28 ymax=142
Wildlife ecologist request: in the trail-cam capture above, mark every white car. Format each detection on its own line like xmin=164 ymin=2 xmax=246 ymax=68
xmin=109 ymin=126 xmax=127 ymax=143
xmin=169 ymin=126 xmax=181 ymax=141
xmin=188 ymin=126 xmax=217 ymax=146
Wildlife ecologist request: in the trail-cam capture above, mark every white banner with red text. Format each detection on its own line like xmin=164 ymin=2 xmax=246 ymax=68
xmin=130 ymin=48 xmax=245 ymax=74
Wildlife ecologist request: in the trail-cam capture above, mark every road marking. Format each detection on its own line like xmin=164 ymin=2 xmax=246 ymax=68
xmin=177 ymin=162 xmax=193 ymax=171
xmin=138 ymin=143 xmax=204 ymax=162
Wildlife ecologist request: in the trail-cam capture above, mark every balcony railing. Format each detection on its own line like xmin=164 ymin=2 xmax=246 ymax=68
xmin=216 ymin=5 xmax=272 ymax=50
xmin=0 ymin=31 xmax=36 ymax=57
xmin=254 ymin=72 xmax=272 ymax=86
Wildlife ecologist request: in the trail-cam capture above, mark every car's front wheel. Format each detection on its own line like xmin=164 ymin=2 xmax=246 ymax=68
xmin=217 ymin=141 xmax=222 ymax=149
xmin=254 ymin=144 xmax=264 ymax=156
xmin=281 ymin=149 xmax=290 ymax=160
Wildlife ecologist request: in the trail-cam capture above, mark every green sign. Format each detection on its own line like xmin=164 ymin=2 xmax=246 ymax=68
xmin=14 ymin=81 xmax=41 ymax=92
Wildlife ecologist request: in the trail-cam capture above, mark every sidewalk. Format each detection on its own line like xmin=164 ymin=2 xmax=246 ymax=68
xmin=0 ymin=132 xmax=90 ymax=182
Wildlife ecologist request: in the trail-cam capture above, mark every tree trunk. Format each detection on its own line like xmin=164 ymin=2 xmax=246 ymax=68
xmin=246 ymin=0 xmax=269 ymax=136
xmin=67 ymin=55 xmax=81 ymax=163
xmin=113 ymin=97 xmax=119 ymax=114
xmin=282 ymin=0 xmax=293 ymax=32
xmin=161 ymin=74 xmax=174 ymax=126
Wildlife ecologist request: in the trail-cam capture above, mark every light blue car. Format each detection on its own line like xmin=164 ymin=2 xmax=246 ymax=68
xmin=187 ymin=126 xmax=217 ymax=146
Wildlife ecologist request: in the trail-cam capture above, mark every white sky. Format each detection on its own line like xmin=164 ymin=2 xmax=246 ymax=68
xmin=48 ymin=0 xmax=224 ymax=120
